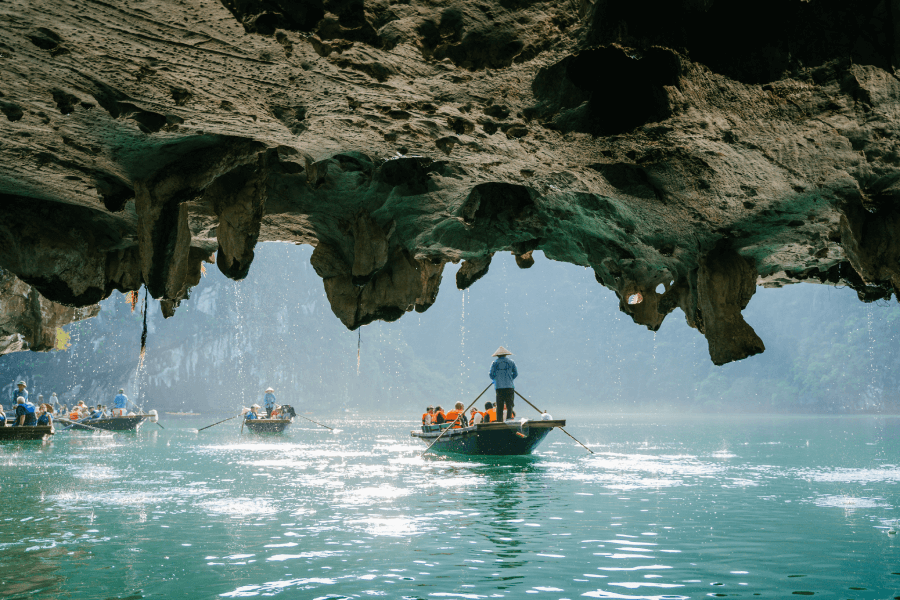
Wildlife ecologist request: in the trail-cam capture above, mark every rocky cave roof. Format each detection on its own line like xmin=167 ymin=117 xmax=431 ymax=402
xmin=1 ymin=0 xmax=899 ymax=364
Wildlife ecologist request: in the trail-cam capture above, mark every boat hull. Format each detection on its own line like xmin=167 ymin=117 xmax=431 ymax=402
xmin=244 ymin=418 xmax=291 ymax=433
xmin=411 ymin=419 xmax=566 ymax=455
xmin=67 ymin=416 xmax=148 ymax=431
xmin=0 ymin=425 xmax=54 ymax=440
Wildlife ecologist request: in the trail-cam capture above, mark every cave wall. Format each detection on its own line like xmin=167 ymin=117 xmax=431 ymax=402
xmin=2 ymin=0 xmax=900 ymax=365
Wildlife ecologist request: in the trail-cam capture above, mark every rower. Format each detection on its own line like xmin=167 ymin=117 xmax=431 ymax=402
xmin=245 ymin=404 xmax=260 ymax=420
xmin=15 ymin=397 xmax=37 ymax=427
xmin=113 ymin=389 xmax=128 ymax=417
xmin=12 ymin=381 xmax=27 ymax=411
xmin=489 ymin=347 xmax=518 ymax=421
xmin=263 ymin=388 xmax=276 ymax=418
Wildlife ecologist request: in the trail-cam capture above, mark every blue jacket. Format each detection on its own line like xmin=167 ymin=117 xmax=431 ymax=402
xmin=114 ymin=394 xmax=128 ymax=409
xmin=16 ymin=402 xmax=36 ymax=426
xmin=490 ymin=356 xmax=518 ymax=389
xmin=263 ymin=393 xmax=276 ymax=409
xmin=37 ymin=413 xmax=51 ymax=426
xmin=245 ymin=411 xmax=258 ymax=420
xmin=12 ymin=389 xmax=27 ymax=409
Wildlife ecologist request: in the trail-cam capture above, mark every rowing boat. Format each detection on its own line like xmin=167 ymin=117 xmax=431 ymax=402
xmin=0 ymin=424 xmax=54 ymax=440
xmin=65 ymin=415 xmax=149 ymax=431
xmin=243 ymin=405 xmax=296 ymax=434
xmin=411 ymin=419 xmax=566 ymax=455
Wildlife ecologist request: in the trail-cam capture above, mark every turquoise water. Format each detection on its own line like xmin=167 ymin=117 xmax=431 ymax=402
xmin=1 ymin=415 xmax=899 ymax=599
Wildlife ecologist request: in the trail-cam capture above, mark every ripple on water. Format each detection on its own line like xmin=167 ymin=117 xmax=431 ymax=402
xmin=807 ymin=494 xmax=890 ymax=511
xmin=795 ymin=466 xmax=900 ymax=484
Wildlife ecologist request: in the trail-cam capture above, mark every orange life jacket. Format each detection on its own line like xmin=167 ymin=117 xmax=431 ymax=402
xmin=69 ymin=411 xmax=80 ymax=420
xmin=486 ymin=408 xmax=497 ymax=422
xmin=434 ymin=410 xmax=446 ymax=424
xmin=422 ymin=412 xmax=432 ymax=425
xmin=470 ymin=410 xmax=485 ymax=424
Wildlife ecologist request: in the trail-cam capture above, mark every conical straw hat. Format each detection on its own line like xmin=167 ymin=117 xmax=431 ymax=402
xmin=492 ymin=346 xmax=512 ymax=356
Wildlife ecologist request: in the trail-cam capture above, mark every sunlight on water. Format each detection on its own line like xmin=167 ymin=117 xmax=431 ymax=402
xmin=1 ymin=415 xmax=899 ymax=599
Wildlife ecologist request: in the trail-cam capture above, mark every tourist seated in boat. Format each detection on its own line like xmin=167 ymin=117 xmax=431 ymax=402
xmin=0 ymin=405 xmax=6 ymax=426
xmin=422 ymin=406 xmax=434 ymax=427
xmin=245 ymin=404 xmax=260 ymax=420
xmin=263 ymin=388 xmax=276 ymax=418
xmin=37 ymin=405 xmax=53 ymax=426
xmin=469 ymin=406 xmax=484 ymax=425
xmin=433 ymin=406 xmax=445 ymax=424
xmin=14 ymin=397 xmax=37 ymax=426
xmin=484 ymin=401 xmax=496 ymax=422
xmin=444 ymin=402 xmax=469 ymax=428
xmin=113 ymin=389 xmax=128 ymax=417
xmin=88 ymin=405 xmax=105 ymax=420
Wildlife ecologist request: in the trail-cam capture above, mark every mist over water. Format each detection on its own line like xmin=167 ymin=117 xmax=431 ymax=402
xmin=2 ymin=243 xmax=900 ymax=415
xmin=2 ymin=415 xmax=899 ymax=599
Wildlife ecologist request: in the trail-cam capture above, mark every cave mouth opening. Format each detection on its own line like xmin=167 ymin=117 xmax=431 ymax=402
xmin=2 ymin=243 xmax=898 ymax=417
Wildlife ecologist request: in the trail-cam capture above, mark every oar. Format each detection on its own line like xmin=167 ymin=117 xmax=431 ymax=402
xmin=422 ymin=383 xmax=492 ymax=456
xmin=294 ymin=413 xmax=334 ymax=431
xmin=56 ymin=418 xmax=115 ymax=435
xmin=513 ymin=390 xmax=593 ymax=454
xmin=198 ymin=413 xmax=241 ymax=432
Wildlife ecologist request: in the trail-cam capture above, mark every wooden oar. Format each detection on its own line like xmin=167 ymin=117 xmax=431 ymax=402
xmin=513 ymin=390 xmax=594 ymax=454
xmin=198 ymin=413 xmax=241 ymax=432
xmin=56 ymin=418 xmax=115 ymax=435
xmin=422 ymin=383 xmax=492 ymax=456
xmin=294 ymin=413 xmax=334 ymax=431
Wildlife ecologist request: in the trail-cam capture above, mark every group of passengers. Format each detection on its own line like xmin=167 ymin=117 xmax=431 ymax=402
xmin=1 ymin=381 xmax=134 ymax=428
xmin=421 ymin=400 xmax=515 ymax=430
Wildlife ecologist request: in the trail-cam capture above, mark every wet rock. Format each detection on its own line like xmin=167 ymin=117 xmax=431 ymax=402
xmin=0 ymin=268 xmax=98 ymax=355
xmin=1 ymin=0 xmax=900 ymax=364
xmin=456 ymin=255 xmax=492 ymax=290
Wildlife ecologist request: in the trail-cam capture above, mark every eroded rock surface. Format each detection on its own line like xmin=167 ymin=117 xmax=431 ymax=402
xmin=0 ymin=268 xmax=98 ymax=354
xmin=1 ymin=0 xmax=900 ymax=362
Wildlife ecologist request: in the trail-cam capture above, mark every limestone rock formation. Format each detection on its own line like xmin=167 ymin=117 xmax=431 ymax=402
xmin=0 ymin=268 xmax=98 ymax=354
xmin=1 ymin=0 xmax=900 ymax=363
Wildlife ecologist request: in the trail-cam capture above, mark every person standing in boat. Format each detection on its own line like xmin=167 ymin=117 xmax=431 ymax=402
xmin=113 ymin=389 xmax=128 ymax=417
xmin=489 ymin=347 xmax=518 ymax=421
xmin=263 ymin=388 xmax=277 ymax=418
xmin=12 ymin=381 xmax=27 ymax=411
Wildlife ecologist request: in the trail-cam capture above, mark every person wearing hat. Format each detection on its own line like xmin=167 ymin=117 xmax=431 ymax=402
xmin=263 ymin=387 xmax=277 ymax=419
xmin=489 ymin=347 xmax=518 ymax=421
xmin=422 ymin=406 xmax=434 ymax=428
xmin=49 ymin=392 xmax=59 ymax=411
xmin=113 ymin=388 xmax=128 ymax=417
xmin=245 ymin=404 xmax=260 ymax=420
xmin=12 ymin=381 xmax=27 ymax=411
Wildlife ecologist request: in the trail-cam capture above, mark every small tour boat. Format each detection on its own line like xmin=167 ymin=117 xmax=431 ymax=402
xmin=62 ymin=410 xmax=159 ymax=432
xmin=411 ymin=418 xmax=567 ymax=455
xmin=0 ymin=424 xmax=54 ymax=440
xmin=243 ymin=405 xmax=296 ymax=434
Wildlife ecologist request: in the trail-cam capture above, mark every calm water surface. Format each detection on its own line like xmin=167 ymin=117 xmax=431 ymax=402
xmin=1 ymin=415 xmax=899 ymax=599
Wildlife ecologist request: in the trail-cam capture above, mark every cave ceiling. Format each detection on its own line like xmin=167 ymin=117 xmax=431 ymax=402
xmin=1 ymin=0 xmax=900 ymax=365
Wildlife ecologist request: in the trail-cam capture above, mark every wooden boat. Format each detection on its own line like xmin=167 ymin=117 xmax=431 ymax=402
xmin=64 ymin=415 xmax=149 ymax=432
xmin=243 ymin=405 xmax=296 ymax=434
xmin=411 ymin=419 xmax=566 ymax=455
xmin=0 ymin=424 xmax=54 ymax=440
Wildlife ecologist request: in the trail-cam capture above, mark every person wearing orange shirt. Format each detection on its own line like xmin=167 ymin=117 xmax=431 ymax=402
xmin=433 ymin=406 xmax=446 ymax=424
xmin=484 ymin=401 xmax=496 ymax=423
xmin=443 ymin=402 xmax=469 ymax=428
xmin=422 ymin=406 xmax=434 ymax=429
